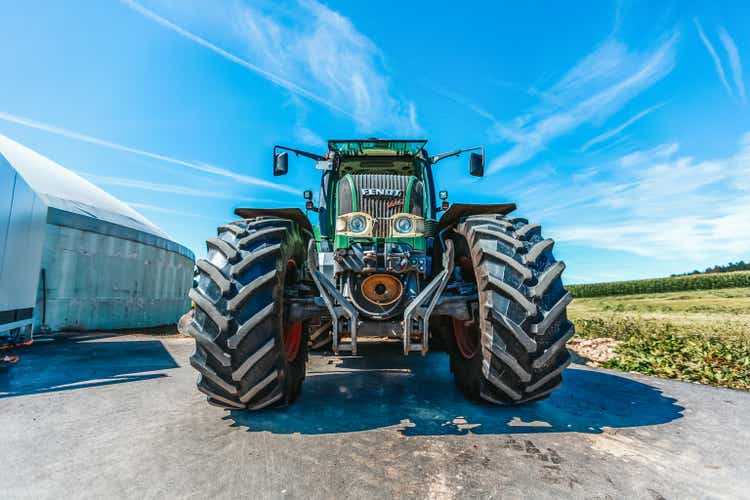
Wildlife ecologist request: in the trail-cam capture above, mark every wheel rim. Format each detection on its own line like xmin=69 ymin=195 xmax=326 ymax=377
xmin=453 ymin=254 xmax=479 ymax=359
xmin=283 ymin=321 xmax=303 ymax=362
xmin=283 ymin=259 xmax=302 ymax=362
xmin=457 ymin=255 xmax=475 ymax=282
xmin=452 ymin=317 xmax=480 ymax=359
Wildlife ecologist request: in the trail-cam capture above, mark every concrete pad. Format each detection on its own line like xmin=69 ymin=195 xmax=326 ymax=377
xmin=1 ymin=333 xmax=748 ymax=499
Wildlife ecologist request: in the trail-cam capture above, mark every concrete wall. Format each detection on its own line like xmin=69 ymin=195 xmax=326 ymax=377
xmin=36 ymin=224 xmax=194 ymax=331
xmin=0 ymin=153 xmax=46 ymax=332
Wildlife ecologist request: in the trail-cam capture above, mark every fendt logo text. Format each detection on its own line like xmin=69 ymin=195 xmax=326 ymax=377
xmin=361 ymin=188 xmax=403 ymax=198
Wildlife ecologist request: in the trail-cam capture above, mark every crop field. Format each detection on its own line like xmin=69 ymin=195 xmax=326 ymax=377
xmin=568 ymin=286 xmax=750 ymax=390
xmin=568 ymin=270 xmax=750 ymax=297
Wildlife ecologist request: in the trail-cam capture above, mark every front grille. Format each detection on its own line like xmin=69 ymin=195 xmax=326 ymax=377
xmin=338 ymin=173 xmax=426 ymax=238
xmin=353 ymin=174 xmax=411 ymax=237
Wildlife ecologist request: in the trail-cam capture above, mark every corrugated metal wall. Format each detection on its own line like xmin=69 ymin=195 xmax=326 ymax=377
xmin=0 ymin=153 xmax=46 ymax=330
xmin=36 ymin=224 xmax=194 ymax=331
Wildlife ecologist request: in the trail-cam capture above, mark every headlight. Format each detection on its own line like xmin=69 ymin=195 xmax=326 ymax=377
xmin=389 ymin=213 xmax=424 ymax=237
xmin=394 ymin=216 xmax=413 ymax=234
xmin=336 ymin=212 xmax=374 ymax=237
xmin=349 ymin=215 xmax=367 ymax=233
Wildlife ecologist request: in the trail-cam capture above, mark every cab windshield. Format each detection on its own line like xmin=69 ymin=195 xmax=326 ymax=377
xmin=331 ymin=139 xmax=428 ymax=176
xmin=328 ymin=139 xmax=427 ymax=157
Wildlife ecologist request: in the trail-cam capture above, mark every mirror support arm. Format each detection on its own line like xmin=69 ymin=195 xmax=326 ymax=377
xmin=274 ymin=145 xmax=326 ymax=162
xmin=429 ymin=146 xmax=484 ymax=165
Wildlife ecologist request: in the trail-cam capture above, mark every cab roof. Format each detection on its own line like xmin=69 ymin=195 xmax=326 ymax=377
xmin=328 ymin=139 xmax=427 ymax=157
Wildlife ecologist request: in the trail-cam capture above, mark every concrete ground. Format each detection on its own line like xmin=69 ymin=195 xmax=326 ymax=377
xmin=1 ymin=334 xmax=748 ymax=500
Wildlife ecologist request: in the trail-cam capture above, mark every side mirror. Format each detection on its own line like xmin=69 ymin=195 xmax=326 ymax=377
xmin=469 ymin=152 xmax=484 ymax=177
xmin=273 ymin=152 xmax=289 ymax=176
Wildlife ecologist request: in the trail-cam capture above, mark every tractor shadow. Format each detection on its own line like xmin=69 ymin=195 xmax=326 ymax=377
xmin=227 ymin=342 xmax=684 ymax=436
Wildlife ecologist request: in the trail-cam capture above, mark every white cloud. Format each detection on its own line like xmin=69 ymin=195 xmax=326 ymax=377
xmin=287 ymin=95 xmax=325 ymax=148
xmin=694 ymin=19 xmax=735 ymax=99
xmin=550 ymin=133 xmax=750 ymax=260
xmin=487 ymin=34 xmax=678 ymax=174
xmin=618 ymin=142 xmax=679 ymax=167
xmin=294 ymin=125 xmax=325 ymax=148
xmin=718 ymin=27 xmax=746 ymax=103
xmin=579 ymin=102 xmax=664 ymax=152
xmin=0 ymin=111 xmax=299 ymax=194
xmin=551 ymin=40 xmax=630 ymax=100
xmin=124 ymin=0 xmax=419 ymax=135
xmin=119 ymin=0 xmax=347 ymax=117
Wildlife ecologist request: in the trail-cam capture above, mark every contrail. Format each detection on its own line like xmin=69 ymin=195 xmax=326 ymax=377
xmin=0 ymin=111 xmax=299 ymax=194
xmin=83 ymin=174 xmax=276 ymax=203
xmin=718 ymin=27 xmax=746 ymax=102
xmin=695 ymin=19 xmax=734 ymax=99
xmin=580 ymin=102 xmax=665 ymax=152
xmin=119 ymin=0 xmax=353 ymax=119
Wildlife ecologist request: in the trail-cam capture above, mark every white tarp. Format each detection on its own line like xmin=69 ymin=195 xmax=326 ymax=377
xmin=0 ymin=134 xmax=169 ymax=240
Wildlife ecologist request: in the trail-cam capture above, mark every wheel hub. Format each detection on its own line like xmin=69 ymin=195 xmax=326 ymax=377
xmin=283 ymin=321 xmax=302 ymax=362
xmin=452 ymin=317 xmax=480 ymax=359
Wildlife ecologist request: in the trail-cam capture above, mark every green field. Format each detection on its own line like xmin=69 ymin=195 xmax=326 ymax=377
xmin=568 ymin=286 xmax=750 ymax=390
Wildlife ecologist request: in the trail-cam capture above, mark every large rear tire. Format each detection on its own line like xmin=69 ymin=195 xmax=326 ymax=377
xmin=449 ymin=214 xmax=574 ymax=404
xmin=186 ymin=217 xmax=308 ymax=410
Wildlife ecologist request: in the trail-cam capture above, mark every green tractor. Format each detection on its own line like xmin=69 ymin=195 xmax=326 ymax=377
xmin=186 ymin=139 xmax=573 ymax=410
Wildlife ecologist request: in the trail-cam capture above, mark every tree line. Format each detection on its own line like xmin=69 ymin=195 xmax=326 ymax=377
xmin=671 ymin=260 xmax=750 ymax=277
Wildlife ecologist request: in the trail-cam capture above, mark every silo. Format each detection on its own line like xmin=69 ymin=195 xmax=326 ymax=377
xmin=0 ymin=134 xmax=194 ymax=332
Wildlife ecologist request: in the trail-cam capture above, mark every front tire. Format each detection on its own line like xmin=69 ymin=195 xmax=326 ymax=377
xmin=186 ymin=217 xmax=308 ymax=410
xmin=449 ymin=214 xmax=574 ymax=404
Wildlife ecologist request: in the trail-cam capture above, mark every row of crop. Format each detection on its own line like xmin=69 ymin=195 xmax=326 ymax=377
xmin=567 ymin=270 xmax=750 ymax=298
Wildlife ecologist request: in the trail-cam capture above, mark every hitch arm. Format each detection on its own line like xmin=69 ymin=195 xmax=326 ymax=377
xmin=402 ymin=240 xmax=455 ymax=355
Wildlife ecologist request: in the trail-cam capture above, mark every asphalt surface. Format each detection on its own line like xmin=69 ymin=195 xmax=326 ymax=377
xmin=1 ymin=333 xmax=749 ymax=499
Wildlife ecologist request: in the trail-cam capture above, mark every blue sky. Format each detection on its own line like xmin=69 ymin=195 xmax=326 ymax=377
xmin=1 ymin=0 xmax=749 ymax=283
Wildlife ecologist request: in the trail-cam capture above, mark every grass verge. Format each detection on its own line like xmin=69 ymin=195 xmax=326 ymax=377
xmin=569 ymin=288 xmax=750 ymax=391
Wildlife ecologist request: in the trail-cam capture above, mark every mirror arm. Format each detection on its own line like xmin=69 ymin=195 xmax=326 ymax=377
xmin=430 ymin=146 xmax=484 ymax=165
xmin=274 ymin=145 xmax=326 ymax=162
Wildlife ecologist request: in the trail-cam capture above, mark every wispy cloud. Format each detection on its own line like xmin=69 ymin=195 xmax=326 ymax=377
xmin=487 ymin=34 xmax=678 ymax=174
xmin=618 ymin=142 xmax=679 ymax=167
xmin=542 ymin=133 xmax=750 ymax=260
xmin=694 ymin=19 xmax=734 ymax=99
xmin=718 ymin=27 xmax=746 ymax=103
xmin=287 ymin=95 xmax=325 ymax=147
xmin=125 ymin=201 xmax=213 ymax=219
xmin=0 ymin=111 xmax=299 ymax=194
xmin=579 ymin=102 xmax=665 ymax=152
xmin=83 ymin=174 xmax=274 ymax=202
xmin=119 ymin=0 xmax=347 ymax=118
xmin=122 ymin=0 xmax=419 ymax=134
xmin=430 ymin=85 xmax=498 ymax=122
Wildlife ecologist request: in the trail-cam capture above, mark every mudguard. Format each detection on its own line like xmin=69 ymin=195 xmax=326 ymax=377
xmin=234 ymin=207 xmax=314 ymax=235
xmin=435 ymin=203 xmax=516 ymax=233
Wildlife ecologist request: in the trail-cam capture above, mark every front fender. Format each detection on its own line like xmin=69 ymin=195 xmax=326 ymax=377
xmin=234 ymin=207 xmax=313 ymax=235
xmin=435 ymin=203 xmax=516 ymax=233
